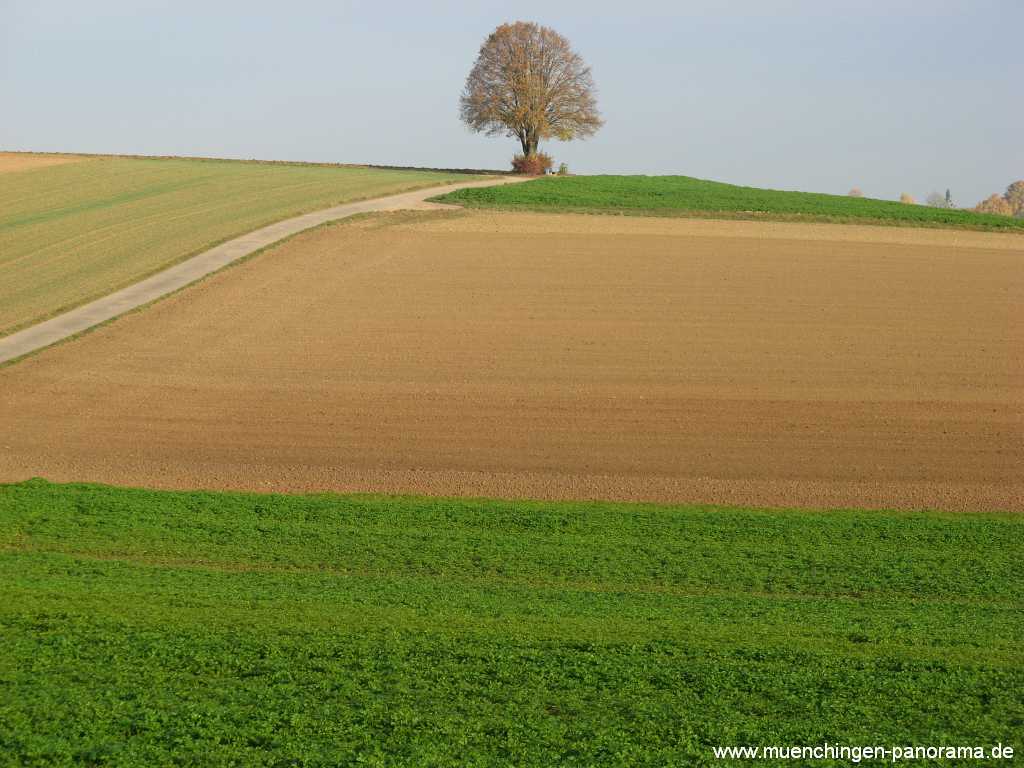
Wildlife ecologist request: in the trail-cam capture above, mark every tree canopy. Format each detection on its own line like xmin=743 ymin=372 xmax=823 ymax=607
xmin=1006 ymin=181 xmax=1024 ymax=217
xmin=460 ymin=21 xmax=603 ymax=158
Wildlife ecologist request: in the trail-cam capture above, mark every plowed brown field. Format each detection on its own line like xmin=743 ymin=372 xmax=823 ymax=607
xmin=2 ymin=211 xmax=1022 ymax=511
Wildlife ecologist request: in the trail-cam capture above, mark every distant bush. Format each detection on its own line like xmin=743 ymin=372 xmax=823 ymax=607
xmin=970 ymin=182 xmax=1024 ymax=218
xmin=511 ymin=153 xmax=554 ymax=176
xmin=974 ymin=194 xmax=1014 ymax=217
xmin=557 ymin=162 xmax=570 ymax=176
xmin=899 ymin=192 xmax=916 ymax=205
xmin=847 ymin=188 xmax=863 ymax=197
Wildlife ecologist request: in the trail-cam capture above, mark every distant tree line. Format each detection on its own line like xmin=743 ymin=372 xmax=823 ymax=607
xmin=850 ymin=182 xmax=1024 ymax=217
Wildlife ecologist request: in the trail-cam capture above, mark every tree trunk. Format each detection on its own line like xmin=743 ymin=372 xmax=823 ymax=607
xmin=520 ymin=133 xmax=539 ymax=156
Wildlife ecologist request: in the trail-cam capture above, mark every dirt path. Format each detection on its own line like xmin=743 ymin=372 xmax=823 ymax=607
xmin=0 ymin=176 xmax=523 ymax=365
xmin=2 ymin=211 xmax=1021 ymax=512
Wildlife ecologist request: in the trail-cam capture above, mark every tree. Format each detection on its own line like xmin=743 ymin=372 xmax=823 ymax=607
xmin=460 ymin=21 xmax=603 ymax=159
xmin=945 ymin=188 xmax=954 ymax=208
xmin=926 ymin=191 xmax=948 ymax=208
xmin=847 ymin=187 xmax=863 ymax=197
xmin=1006 ymin=180 xmax=1024 ymax=217
xmin=974 ymin=194 xmax=1014 ymax=216
xmin=899 ymin=192 xmax=916 ymax=204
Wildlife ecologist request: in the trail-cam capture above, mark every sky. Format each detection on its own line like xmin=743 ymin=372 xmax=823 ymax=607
xmin=2 ymin=0 xmax=1021 ymax=205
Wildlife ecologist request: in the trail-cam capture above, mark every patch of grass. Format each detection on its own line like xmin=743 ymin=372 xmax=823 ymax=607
xmin=434 ymin=175 xmax=1024 ymax=232
xmin=0 ymin=156 xmax=483 ymax=336
xmin=1 ymin=479 xmax=1021 ymax=766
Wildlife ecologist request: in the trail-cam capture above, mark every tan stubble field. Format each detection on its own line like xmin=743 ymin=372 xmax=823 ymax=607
xmin=1 ymin=211 xmax=1021 ymax=511
xmin=0 ymin=152 xmax=86 ymax=174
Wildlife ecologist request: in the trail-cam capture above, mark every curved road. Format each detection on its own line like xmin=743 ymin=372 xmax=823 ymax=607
xmin=0 ymin=175 xmax=525 ymax=366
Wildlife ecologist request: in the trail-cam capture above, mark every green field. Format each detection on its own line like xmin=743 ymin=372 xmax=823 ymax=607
xmin=435 ymin=174 xmax=1024 ymax=231
xmin=1 ymin=480 xmax=1020 ymax=766
xmin=0 ymin=156 xmax=480 ymax=336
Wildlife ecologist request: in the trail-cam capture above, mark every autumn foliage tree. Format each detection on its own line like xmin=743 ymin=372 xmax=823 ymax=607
xmin=460 ymin=22 xmax=603 ymax=168
xmin=973 ymin=181 xmax=1024 ymax=217
xmin=974 ymin=194 xmax=1014 ymax=216
xmin=1006 ymin=181 xmax=1024 ymax=217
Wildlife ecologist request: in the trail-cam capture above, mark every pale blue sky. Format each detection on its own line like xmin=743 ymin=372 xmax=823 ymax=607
xmin=2 ymin=0 xmax=1021 ymax=205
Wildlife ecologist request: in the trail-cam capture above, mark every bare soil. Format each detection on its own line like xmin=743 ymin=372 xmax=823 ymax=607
xmin=0 ymin=152 xmax=85 ymax=174
xmin=2 ymin=211 xmax=1021 ymax=511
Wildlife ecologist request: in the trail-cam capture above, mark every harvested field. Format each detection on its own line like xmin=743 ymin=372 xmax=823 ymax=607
xmin=0 ymin=151 xmax=86 ymax=174
xmin=2 ymin=211 xmax=1022 ymax=512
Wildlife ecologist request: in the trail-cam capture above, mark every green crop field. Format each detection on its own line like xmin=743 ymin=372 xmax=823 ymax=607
xmin=1 ymin=480 xmax=1020 ymax=766
xmin=435 ymin=174 xmax=1024 ymax=231
xmin=0 ymin=155 xmax=481 ymax=337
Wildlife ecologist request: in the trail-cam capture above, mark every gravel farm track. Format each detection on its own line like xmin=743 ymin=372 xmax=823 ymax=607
xmin=2 ymin=211 xmax=1022 ymax=512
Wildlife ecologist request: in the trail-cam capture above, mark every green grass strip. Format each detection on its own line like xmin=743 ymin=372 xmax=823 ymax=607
xmin=434 ymin=175 xmax=1024 ymax=231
